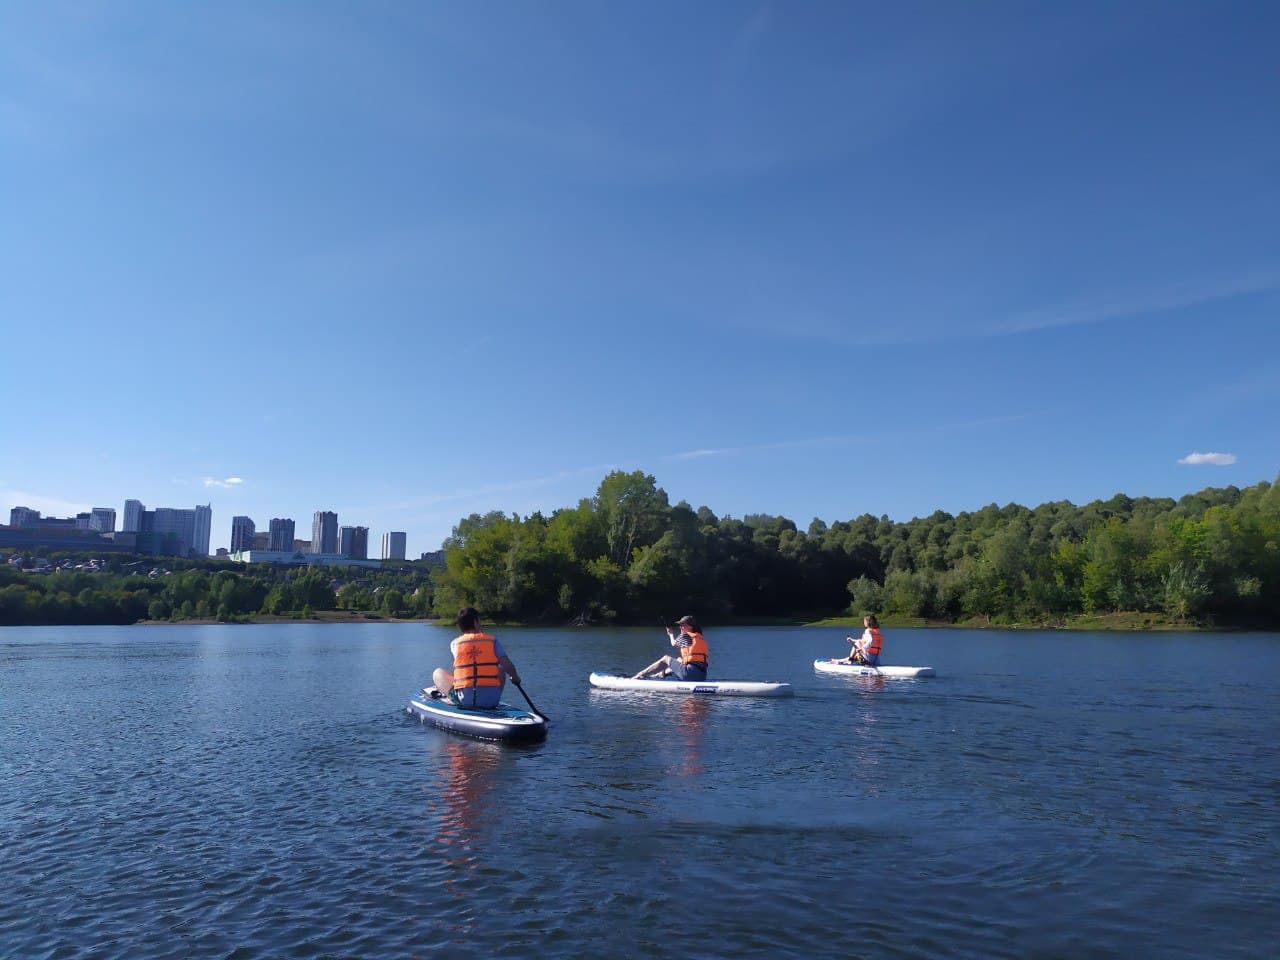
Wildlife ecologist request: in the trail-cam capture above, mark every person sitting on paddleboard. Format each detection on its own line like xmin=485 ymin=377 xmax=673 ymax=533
xmin=632 ymin=615 xmax=710 ymax=681
xmin=838 ymin=614 xmax=883 ymax=667
xmin=432 ymin=607 xmax=522 ymax=710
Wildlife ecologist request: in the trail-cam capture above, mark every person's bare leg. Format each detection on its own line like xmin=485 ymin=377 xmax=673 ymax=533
xmin=633 ymin=655 xmax=672 ymax=679
xmin=432 ymin=667 xmax=454 ymax=694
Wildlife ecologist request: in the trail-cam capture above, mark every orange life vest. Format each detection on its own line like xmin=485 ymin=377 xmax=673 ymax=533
xmin=679 ymin=630 xmax=709 ymax=668
xmin=864 ymin=628 xmax=883 ymax=657
xmin=453 ymin=632 xmax=502 ymax=689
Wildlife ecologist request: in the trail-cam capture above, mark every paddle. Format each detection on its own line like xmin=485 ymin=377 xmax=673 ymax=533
xmin=512 ymin=678 xmax=549 ymax=723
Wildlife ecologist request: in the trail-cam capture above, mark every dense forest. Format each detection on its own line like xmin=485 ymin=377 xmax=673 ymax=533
xmin=2 ymin=472 xmax=1277 ymax=628
xmin=432 ymin=471 xmax=1280 ymax=628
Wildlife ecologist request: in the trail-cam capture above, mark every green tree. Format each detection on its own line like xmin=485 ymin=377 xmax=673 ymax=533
xmin=1162 ymin=561 xmax=1210 ymax=621
xmin=847 ymin=575 xmax=884 ymax=615
xmin=380 ymin=588 xmax=405 ymax=616
xmin=594 ymin=470 xmax=670 ymax=569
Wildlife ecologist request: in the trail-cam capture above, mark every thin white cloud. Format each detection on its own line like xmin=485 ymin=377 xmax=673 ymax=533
xmin=738 ymin=268 xmax=1280 ymax=349
xmin=350 ymin=463 xmax=618 ymax=516
xmin=665 ymin=434 xmax=862 ymax=461
xmin=1178 ymin=452 xmax=1238 ymax=466
xmin=0 ymin=489 xmax=91 ymax=517
xmin=203 ymin=477 xmax=245 ymax=488
xmin=663 ymin=414 xmax=1028 ymax=462
xmin=989 ymin=269 xmax=1280 ymax=337
xmin=669 ymin=449 xmax=729 ymax=461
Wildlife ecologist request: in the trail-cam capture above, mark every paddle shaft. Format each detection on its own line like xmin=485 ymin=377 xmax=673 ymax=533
xmin=512 ymin=679 xmax=548 ymax=723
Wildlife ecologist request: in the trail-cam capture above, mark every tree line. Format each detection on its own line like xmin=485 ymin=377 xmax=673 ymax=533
xmin=0 ymin=557 xmax=435 ymax=626
xmin=3 ymin=471 xmax=1276 ymax=628
xmin=432 ymin=470 xmax=1280 ymax=627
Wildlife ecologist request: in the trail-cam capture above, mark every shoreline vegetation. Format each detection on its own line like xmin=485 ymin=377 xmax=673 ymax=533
xmin=3 ymin=470 xmax=1278 ymax=631
xmin=131 ymin=610 xmax=1211 ymax=632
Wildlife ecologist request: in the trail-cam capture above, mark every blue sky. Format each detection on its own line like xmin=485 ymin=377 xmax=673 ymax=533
xmin=2 ymin=1 xmax=1277 ymax=555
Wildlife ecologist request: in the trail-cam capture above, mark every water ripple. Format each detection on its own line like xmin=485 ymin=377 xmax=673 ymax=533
xmin=2 ymin=624 xmax=1278 ymax=958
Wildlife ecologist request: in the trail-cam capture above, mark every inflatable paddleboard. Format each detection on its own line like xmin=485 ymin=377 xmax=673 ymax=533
xmin=814 ymin=659 xmax=935 ymax=679
xmin=406 ymin=688 xmax=548 ymax=742
xmin=588 ymin=672 xmax=793 ymax=697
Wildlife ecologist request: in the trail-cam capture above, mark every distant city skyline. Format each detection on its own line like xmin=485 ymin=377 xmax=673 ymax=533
xmin=4 ymin=496 xmax=413 ymax=560
xmin=2 ymin=4 xmax=1276 ymax=552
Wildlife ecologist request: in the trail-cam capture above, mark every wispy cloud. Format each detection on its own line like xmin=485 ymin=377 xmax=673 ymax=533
xmin=989 ymin=269 xmax=1280 ymax=337
xmin=1178 ymin=452 xmax=1238 ymax=466
xmin=0 ymin=489 xmax=91 ymax=517
xmin=738 ymin=268 xmax=1280 ymax=350
xmin=350 ymin=463 xmax=618 ymax=516
xmin=663 ymin=413 xmax=1028 ymax=462
xmin=203 ymin=477 xmax=244 ymax=488
xmin=665 ymin=434 xmax=865 ymax=461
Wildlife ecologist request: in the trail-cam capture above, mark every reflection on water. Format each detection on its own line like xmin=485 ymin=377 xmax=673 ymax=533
xmin=671 ymin=697 xmax=711 ymax=780
xmin=424 ymin=739 xmax=504 ymax=946
xmin=848 ymin=677 xmax=885 ymax=773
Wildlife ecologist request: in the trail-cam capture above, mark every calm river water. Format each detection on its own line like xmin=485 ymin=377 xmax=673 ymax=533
xmin=2 ymin=624 xmax=1278 ymax=959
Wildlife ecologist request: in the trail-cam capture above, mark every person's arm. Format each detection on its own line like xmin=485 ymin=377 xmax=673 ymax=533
xmin=498 ymin=655 xmax=520 ymax=685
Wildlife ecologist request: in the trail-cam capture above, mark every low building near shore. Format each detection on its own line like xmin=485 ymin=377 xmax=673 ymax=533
xmin=230 ymin=550 xmax=382 ymax=569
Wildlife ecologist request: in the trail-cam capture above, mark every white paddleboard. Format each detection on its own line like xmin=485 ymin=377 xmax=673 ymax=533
xmin=588 ymin=672 xmax=794 ymax=697
xmin=814 ymin=659 xmax=935 ymax=678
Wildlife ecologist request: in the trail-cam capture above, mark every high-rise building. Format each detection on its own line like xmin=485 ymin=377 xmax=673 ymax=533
xmin=269 ymin=518 xmax=295 ymax=551
xmin=89 ymin=507 xmax=116 ymax=533
xmin=149 ymin=508 xmax=190 ymax=556
xmin=381 ymin=531 xmax=407 ymax=561
xmin=312 ymin=511 xmax=338 ymax=554
xmin=123 ymin=499 xmax=144 ymax=532
xmin=338 ymin=526 xmax=356 ymax=557
xmin=150 ymin=505 xmax=211 ymax=558
xmin=193 ymin=504 xmax=212 ymax=557
xmin=251 ymin=532 xmax=270 ymax=550
xmin=9 ymin=506 xmax=40 ymax=526
xmin=231 ymin=516 xmax=256 ymax=553
xmin=337 ymin=525 xmax=369 ymax=559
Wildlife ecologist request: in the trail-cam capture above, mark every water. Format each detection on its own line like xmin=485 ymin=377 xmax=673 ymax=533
xmin=2 ymin=624 xmax=1278 ymax=959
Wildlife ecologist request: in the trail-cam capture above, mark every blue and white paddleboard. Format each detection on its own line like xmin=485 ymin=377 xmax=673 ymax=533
xmin=406 ymin=688 xmax=548 ymax=742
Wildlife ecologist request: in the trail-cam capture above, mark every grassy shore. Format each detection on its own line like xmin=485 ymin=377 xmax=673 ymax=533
xmin=805 ymin=611 xmax=1206 ymax=631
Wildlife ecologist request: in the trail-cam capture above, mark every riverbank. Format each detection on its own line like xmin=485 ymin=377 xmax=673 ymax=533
xmin=123 ymin=609 xmax=1219 ymax=631
xmin=136 ymin=610 xmax=435 ymax=626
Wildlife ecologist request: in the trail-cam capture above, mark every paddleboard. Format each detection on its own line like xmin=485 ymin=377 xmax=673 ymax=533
xmin=589 ymin=672 xmax=794 ymax=697
xmin=406 ymin=688 xmax=548 ymax=742
xmin=813 ymin=659 xmax=935 ymax=678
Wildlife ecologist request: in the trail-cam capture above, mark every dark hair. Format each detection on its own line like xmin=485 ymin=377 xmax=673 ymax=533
xmin=456 ymin=606 xmax=480 ymax=632
xmin=865 ymin=613 xmax=879 ymax=628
